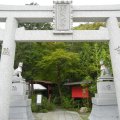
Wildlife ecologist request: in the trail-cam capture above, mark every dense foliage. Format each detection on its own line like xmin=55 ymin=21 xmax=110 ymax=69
xmin=31 ymin=95 xmax=55 ymax=112
xmin=15 ymin=22 xmax=111 ymax=81
xmin=15 ymin=22 xmax=111 ymax=108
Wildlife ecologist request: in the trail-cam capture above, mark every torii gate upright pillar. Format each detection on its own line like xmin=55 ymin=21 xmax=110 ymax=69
xmin=107 ymin=17 xmax=120 ymax=118
xmin=0 ymin=17 xmax=17 ymax=120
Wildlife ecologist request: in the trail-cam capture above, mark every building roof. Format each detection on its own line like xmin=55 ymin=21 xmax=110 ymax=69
xmin=64 ymin=81 xmax=92 ymax=86
xmin=31 ymin=80 xmax=55 ymax=85
xmin=33 ymin=84 xmax=47 ymax=90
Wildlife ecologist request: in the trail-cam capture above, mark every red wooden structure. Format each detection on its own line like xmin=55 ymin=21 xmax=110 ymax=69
xmin=72 ymin=86 xmax=89 ymax=98
xmin=64 ymin=81 xmax=91 ymax=98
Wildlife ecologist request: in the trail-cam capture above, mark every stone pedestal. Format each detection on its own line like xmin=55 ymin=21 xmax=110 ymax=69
xmin=9 ymin=76 xmax=34 ymax=120
xmin=89 ymin=77 xmax=119 ymax=120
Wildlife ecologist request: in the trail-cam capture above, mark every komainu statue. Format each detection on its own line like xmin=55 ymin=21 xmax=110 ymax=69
xmin=13 ymin=62 xmax=23 ymax=78
xmin=100 ymin=60 xmax=111 ymax=77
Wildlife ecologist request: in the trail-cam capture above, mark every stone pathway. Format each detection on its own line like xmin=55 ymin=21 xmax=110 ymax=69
xmin=33 ymin=110 xmax=82 ymax=120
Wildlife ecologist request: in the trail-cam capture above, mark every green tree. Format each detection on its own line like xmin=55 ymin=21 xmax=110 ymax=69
xmin=36 ymin=49 xmax=80 ymax=101
xmin=15 ymin=19 xmax=53 ymax=80
xmin=15 ymin=22 xmax=111 ymax=96
xmin=72 ymin=22 xmax=111 ymax=79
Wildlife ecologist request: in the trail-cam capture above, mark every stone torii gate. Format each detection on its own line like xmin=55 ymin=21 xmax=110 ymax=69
xmin=0 ymin=1 xmax=120 ymax=120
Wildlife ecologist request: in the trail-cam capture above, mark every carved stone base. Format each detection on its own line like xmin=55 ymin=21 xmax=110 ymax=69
xmin=9 ymin=99 xmax=34 ymax=120
xmin=89 ymin=78 xmax=119 ymax=120
xmin=9 ymin=77 xmax=34 ymax=120
xmin=89 ymin=104 xmax=119 ymax=120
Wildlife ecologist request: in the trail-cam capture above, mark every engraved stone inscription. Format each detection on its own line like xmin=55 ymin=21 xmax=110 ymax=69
xmin=115 ymin=46 xmax=120 ymax=54
xmin=106 ymin=85 xmax=111 ymax=90
xmin=54 ymin=2 xmax=72 ymax=32
xmin=2 ymin=48 xmax=10 ymax=55
xmin=12 ymin=85 xmax=17 ymax=91
xmin=53 ymin=1 xmax=72 ymax=33
xmin=57 ymin=4 xmax=70 ymax=31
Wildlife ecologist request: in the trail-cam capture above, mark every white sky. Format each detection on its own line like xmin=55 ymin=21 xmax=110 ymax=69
xmin=0 ymin=0 xmax=120 ymax=29
xmin=0 ymin=0 xmax=120 ymax=6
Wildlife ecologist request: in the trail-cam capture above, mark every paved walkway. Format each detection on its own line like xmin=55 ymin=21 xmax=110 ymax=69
xmin=33 ymin=110 xmax=82 ymax=120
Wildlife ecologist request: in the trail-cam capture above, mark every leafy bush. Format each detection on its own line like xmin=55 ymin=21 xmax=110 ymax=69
xmin=31 ymin=95 xmax=55 ymax=112
xmin=61 ymin=96 xmax=74 ymax=109
xmin=41 ymin=97 xmax=55 ymax=111
xmin=31 ymin=103 xmax=39 ymax=112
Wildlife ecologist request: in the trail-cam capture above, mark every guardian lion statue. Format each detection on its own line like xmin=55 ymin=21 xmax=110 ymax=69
xmin=13 ymin=62 xmax=23 ymax=78
xmin=100 ymin=60 xmax=111 ymax=77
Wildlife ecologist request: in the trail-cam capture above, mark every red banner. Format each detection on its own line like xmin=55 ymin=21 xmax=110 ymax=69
xmin=72 ymin=86 xmax=89 ymax=98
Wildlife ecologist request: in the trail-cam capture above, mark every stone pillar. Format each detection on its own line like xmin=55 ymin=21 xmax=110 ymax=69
xmin=107 ymin=17 xmax=120 ymax=118
xmin=89 ymin=77 xmax=119 ymax=120
xmin=0 ymin=17 xmax=18 ymax=120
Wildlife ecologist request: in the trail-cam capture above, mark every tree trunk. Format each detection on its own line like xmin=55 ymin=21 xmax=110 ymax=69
xmin=57 ymin=82 xmax=62 ymax=103
xmin=56 ymin=64 xmax=62 ymax=103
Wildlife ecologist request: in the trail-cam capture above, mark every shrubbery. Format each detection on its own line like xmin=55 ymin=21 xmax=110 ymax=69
xmin=41 ymin=97 xmax=55 ymax=111
xmin=31 ymin=95 xmax=55 ymax=113
xmin=61 ymin=96 xmax=74 ymax=109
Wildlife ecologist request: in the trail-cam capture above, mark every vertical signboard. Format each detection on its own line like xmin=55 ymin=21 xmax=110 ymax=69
xmin=53 ymin=1 xmax=72 ymax=34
